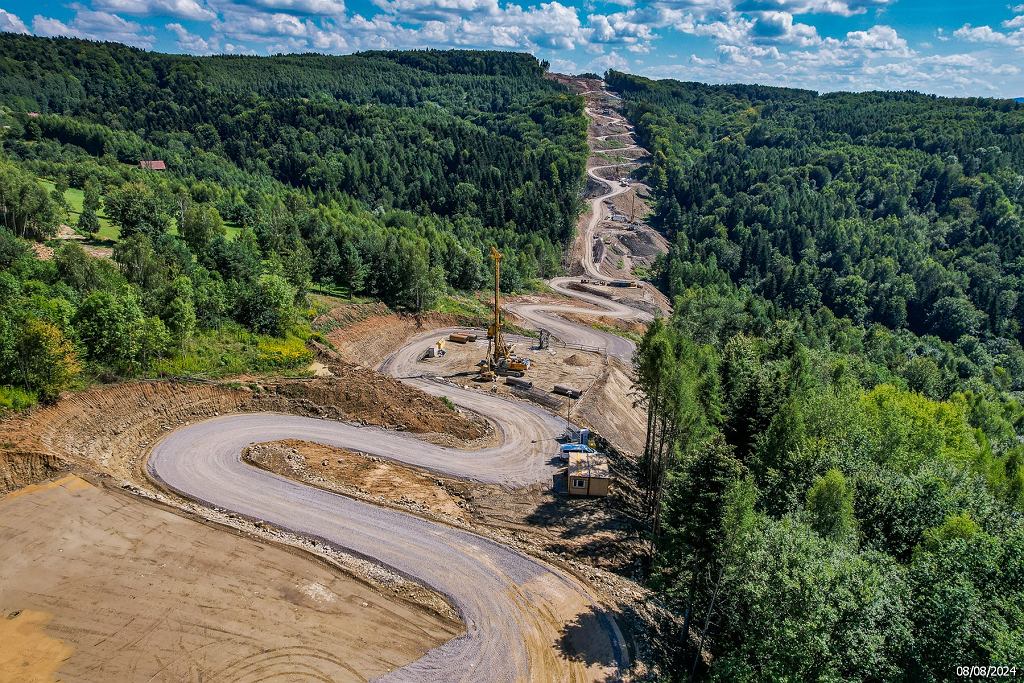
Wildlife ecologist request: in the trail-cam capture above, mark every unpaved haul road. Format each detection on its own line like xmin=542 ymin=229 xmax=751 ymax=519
xmin=149 ymin=325 xmax=633 ymax=681
xmin=148 ymin=412 xmax=626 ymax=682
xmin=147 ymin=82 xmax=647 ymax=683
xmin=506 ymin=88 xmax=657 ymax=362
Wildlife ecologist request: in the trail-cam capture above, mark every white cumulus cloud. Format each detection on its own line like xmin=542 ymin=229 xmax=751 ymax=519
xmin=93 ymin=0 xmax=215 ymax=21
xmin=32 ymin=8 xmax=155 ymax=47
xmin=166 ymin=21 xmax=219 ymax=51
xmin=0 ymin=9 xmax=29 ymax=33
xmin=735 ymin=0 xmax=892 ymax=18
xmin=750 ymin=11 xmax=820 ymax=46
xmin=954 ymin=23 xmax=1024 ymax=46
xmin=843 ymin=24 xmax=910 ymax=53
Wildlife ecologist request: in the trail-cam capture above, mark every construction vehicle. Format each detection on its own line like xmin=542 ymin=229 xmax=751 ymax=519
xmin=424 ymin=339 xmax=446 ymax=358
xmin=478 ymin=246 xmax=531 ymax=380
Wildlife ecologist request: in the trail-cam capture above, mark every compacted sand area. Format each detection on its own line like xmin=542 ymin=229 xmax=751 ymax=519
xmin=0 ymin=475 xmax=461 ymax=682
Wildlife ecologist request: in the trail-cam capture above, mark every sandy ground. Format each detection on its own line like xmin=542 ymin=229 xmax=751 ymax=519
xmin=0 ymin=475 xmax=461 ymax=682
xmin=318 ymin=301 xmax=484 ymax=369
xmin=247 ymin=439 xmax=648 ymax=576
xmin=410 ymin=331 xmax=606 ymax=414
xmin=576 ymin=361 xmax=648 ymax=457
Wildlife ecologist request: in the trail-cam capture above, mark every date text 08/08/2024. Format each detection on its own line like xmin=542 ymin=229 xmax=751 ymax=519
xmin=957 ymin=666 xmax=1019 ymax=678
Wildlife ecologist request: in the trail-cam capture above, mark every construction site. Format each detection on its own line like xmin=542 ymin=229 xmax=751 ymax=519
xmin=0 ymin=79 xmax=670 ymax=682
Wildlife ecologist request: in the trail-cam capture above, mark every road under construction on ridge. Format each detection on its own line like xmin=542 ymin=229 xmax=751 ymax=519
xmin=145 ymin=80 xmax=658 ymax=682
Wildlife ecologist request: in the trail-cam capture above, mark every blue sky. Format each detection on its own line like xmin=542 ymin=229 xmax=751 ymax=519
xmin=1 ymin=0 xmax=1022 ymax=96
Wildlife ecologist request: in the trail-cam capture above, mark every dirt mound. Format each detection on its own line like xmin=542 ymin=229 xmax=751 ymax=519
xmin=0 ymin=451 xmax=70 ymax=495
xmin=246 ymin=440 xmax=470 ymax=520
xmin=327 ymin=310 xmax=470 ymax=368
xmin=271 ymin=362 xmax=488 ymax=440
xmin=312 ymin=300 xmax=391 ymax=331
xmin=564 ymin=353 xmax=592 ymax=367
xmin=576 ymin=360 xmax=646 ymax=457
xmin=0 ymin=361 xmax=488 ymax=488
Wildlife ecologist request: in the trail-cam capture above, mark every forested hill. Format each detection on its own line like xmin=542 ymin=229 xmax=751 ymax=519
xmin=612 ymin=72 xmax=1024 ymax=679
xmin=612 ymin=70 xmax=1024 ymax=356
xmin=0 ymin=37 xmax=587 ymax=409
xmin=0 ymin=35 xmax=586 ymax=278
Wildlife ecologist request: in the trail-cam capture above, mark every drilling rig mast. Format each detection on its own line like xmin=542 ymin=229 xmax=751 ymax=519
xmin=478 ymin=246 xmax=530 ymax=380
xmin=488 ymin=246 xmax=510 ymax=365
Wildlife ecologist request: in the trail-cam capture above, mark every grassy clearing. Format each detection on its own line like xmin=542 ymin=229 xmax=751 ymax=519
xmin=39 ymin=178 xmax=241 ymax=243
xmin=39 ymin=179 xmax=118 ymax=240
xmin=149 ymin=325 xmax=314 ymax=379
xmin=309 ymin=281 xmax=353 ymax=299
xmin=433 ymin=291 xmax=538 ymax=337
xmin=434 ymin=292 xmax=491 ymax=320
xmin=529 ymin=280 xmax=557 ymax=295
xmin=308 ymin=292 xmax=376 ymax=309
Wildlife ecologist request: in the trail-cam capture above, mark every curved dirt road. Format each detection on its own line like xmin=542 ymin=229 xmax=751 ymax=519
xmin=148 ymin=413 xmax=625 ymax=682
xmin=505 ymin=89 xmax=656 ymax=359
xmin=146 ymin=82 xmax=651 ymax=682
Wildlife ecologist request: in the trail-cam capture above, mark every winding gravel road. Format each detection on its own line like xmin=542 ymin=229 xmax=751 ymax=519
xmin=148 ymin=413 xmax=625 ymax=682
xmin=145 ymin=83 xmax=651 ymax=682
xmin=506 ymin=89 xmax=656 ymax=361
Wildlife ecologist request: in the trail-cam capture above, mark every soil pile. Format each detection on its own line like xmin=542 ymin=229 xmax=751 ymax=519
xmin=0 ymin=451 xmax=70 ymax=495
xmin=246 ymin=440 xmax=470 ymax=520
xmin=0 ymin=360 xmax=487 ymax=488
xmin=564 ymin=353 xmax=592 ymax=367
xmin=271 ymin=361 xmax=489 ymax=440
xmin=324 ymin=308 xmax=478 ymax=368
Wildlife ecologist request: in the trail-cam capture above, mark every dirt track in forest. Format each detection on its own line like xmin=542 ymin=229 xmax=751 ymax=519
xmin=0 ymin=79 xmax=668 ymax=683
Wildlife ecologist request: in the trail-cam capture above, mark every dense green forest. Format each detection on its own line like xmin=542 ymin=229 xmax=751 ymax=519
xmin=6 ymin=32 xmax=1023 ymax=678
xmin=0 ymin=36 xmax=587 ymax=408
xmin=613 ymin=71 xmax=1024 ymax=680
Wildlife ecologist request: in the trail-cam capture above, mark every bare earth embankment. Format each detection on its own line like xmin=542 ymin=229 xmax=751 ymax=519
xmin=0 ymin=365 xmax=486 ymax=681
xmin=0 ymin=475 xmax=460 ymax=682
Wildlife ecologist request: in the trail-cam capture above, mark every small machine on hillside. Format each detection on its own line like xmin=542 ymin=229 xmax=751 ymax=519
xmin=477 ymin=247 xmax=531 ymax=381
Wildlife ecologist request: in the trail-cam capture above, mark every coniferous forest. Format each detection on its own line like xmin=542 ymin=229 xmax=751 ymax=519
xmin=0 ymin=35 xmax=586 ymax=404
xmin=613 ymin=71 xmax=1024 ymax=680
xmin=1 ymin=31 xmax=1023 ymax=680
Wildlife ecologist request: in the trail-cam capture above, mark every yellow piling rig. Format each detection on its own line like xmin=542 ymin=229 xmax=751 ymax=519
xmin=480 ymin=247 xmax=529 ymax=379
